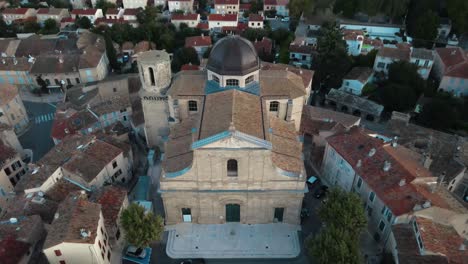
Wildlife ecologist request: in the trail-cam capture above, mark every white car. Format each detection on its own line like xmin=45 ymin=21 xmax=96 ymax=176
xmin=281 ymin=17 xmax=290 ymax=22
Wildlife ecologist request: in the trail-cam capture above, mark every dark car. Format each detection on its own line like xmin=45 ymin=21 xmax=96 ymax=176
xmin=314 ymin=185 xmax=329 ymax=199
xmin=125 ymin=246 xmax=146 ymax=259
xmin=180 ymin=259 xmax=206 ymax=264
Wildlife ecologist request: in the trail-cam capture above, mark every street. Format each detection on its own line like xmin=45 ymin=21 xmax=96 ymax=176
xmin=19 ymin=101 xmax=56 ymax=161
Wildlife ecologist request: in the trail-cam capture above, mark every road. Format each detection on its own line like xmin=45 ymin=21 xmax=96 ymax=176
xmin=19 ymin=101 xmax=56 ymax=162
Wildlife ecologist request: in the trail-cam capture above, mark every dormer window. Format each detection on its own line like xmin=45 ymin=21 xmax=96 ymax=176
xmin=213 ymin=75 xmax=220 ymax=84
xmin=245 ymin=75 xmax=254 ymax=84
xmin=226 ymin=79 xmax=239 ymax=86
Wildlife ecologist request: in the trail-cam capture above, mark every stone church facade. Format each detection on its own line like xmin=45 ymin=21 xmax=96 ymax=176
xmin=153 ymin=36 xmax=311 ymax=225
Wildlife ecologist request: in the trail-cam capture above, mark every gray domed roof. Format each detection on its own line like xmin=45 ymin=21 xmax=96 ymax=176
xmin=207 ymin=36 xmax=260 ymax=76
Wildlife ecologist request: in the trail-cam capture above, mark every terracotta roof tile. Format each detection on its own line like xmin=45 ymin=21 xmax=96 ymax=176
xmin=214 ymin=0 xmax=239 ymax=5
xmin=0 ymin=236 xmax=30 ymax=264
xmin=171 ymin=13 xmax=199 ymax=20
xmin=249 ymin=14 xmax=263 ymax=22
xmin=91 ymin=186 xmax=127 ymax=230
xmin=209 ymin=14 xmax=237 ymax=21
xmin=344 ymin=67 xmax=373 ymax=83
xmin=253 ymin=37 xmax=272 ymax=55
xmin=377 ymin=47 xmax=410 ymax=61
xmin=71 ymin=9 xmax=99 ymax=15
xmin=123 ymin=8 xmax=140 ymax=16
xmin=185 ymin=35 xmax=212 ymax=47
xmin=1 ymin=8 xmax=29 ymax=15
xmin=181 ymin=64 xmax=200 ymax=71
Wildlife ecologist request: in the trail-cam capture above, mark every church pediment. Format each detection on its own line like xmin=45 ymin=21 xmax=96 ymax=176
xmin=192 ymin=131 xmax=272 ymax=150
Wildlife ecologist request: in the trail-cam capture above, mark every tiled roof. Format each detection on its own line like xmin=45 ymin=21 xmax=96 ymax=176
xmin=91 ymin=186 xmax=127 ymax=230
xmin=0 ymin=84 xmax=18 ymax=106
xmin=4 ymin=194 xmax=59 ymax=223
xmin=71 ymin=9 xmax=99 ymax=15
xmin=253 ymin=37 xmax=272 ymax=55
xmin=1 ymin=8 xmax=29 ymax=15
xmin=30 ymin=54 xmax=80 ymax=74
xmin=79 ymin=46 xmax=105 ymax=69
xmin=260 ymin=62 xmax=314 ymax=88
xmin=377 ymin=47 xmax=410 ymax=61
xmin=37 ymin=8 xmax=66 ymax=15
xmin=106 ymin=8 xmax=120 ymax=15
xmin=171 ymin=13 xmax=199 ymax=20
xmin=239 ymin=3 xmax=251 ymax=10
xmin=123 ymin=8 xmax=140 ymax=16
xmin=214 ymin=0 xmax=239 ymax=5
xmin=249 ymin=13 xmax=263 ymax=22
xmin=326 ymin=128 xmax=451 ymax=216
xmin=289 ymin=44 xmax=314 ymax=54
xmin=344 ymin=67 xmax=373 ymax=83
xmin=209 ymin=14 xmax=237 ymax=21
xmin=363 ymin=37 xmax=383 ymax=48
xmin=185 ymin=35 xmax=212 ymax=47
xmin=121 ymin=41 xmax=134 ymax=50
xmin=436 ymin=47 xmax=466 ymax=69
xmin=343 ymin=29 xmax=364 ymax=41
xmin=181 ymin=64 xmax=201 ymax=71
xmin=0 ymin=236 xmax=30 ymax=264
xmin=44 ymin=192 xmax=101 ymax=248
xmin=411 ymin=48 xmax=434 ymax=61
xmin=0 ymin=214 xmax=43 ymax=245
xmin=301 ymin=105 xmax=360 ymax=129
xmin=197 ymin=23 xmax=209 ymax=30
xmin=133 ymin=41 xmax=156 ymax=54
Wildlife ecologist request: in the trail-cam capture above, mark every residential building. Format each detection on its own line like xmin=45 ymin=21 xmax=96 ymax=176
xmin=90 ymin=186 xmax=129 ymax=248
xmin=70 ymin=0 xmax=87 ymax=9
xmin=373 ymin=47 xmax=410 ymax=74
xmin=0 ymin=56 xmax=35 ymax=87
xmin=185 ymin=35 xmax=212 ymax=58
xmin=0 ymin=215 xmax=46 ymax=264
xmin=105 ymin=8 xmax=124 ymax=20
xmin=0 ymin=139 xmax=26 ymax=213
xmin=168 ymin=0 xmax=194 ymax=13
xmin=325 ymin=88 xmax=383 ymax=122
xmin=340 ymin=67 xmax=373 ymax=95
xmin=214 ymin=0 xmax=239 ymax=15
xmin=0 ymin=122 xmax=24 ymax=155
xmin=343 ymin=29 xmax=364 ymax=56
xmin=122 ymin=0 xmax=147 ymax=9
xmin=208 ymin=14 xmax=238 ymax=31
xmin=36 ymin=8 xmax=70 ymax=24
xmin=0 ymin=84 xmax=29 ymax=133
xmin=340 ymin=22 xmax=404 ymax=42
xmin=171 ymin=13 xmax=200 ymax=29
xmin=43 ymin=192 xmax=112 ymax=264
xmin=409 ymin=48 xmax=434 ymax=80
xmin=71 ymin=9 xmax=104 ymax=24
xmin=289 ymin=38 xmax=314 ymax=68
xmin=158 ymin=36 xmax=308 ymax=226
xmin=248 ymin=14 xmax=263 ymax=28
xmin=321 ymin=128 xmax=462 ymax=247
xmin=15 ymin=134 xmax=133 ymax=194
xmin=1 ymin=8 xmax=36 ymax=24
xmin=433 ymin=47 xmax=468 ymax=96
xmin=263 ymin=0 xmax=289 ymax=17
xmin=388 ymin=207 xmax=468 ymax=264
xmin=122 ymin=8 xmax=140 ymax=26
xmin=361 ymin=38 xmax=383 ymax=54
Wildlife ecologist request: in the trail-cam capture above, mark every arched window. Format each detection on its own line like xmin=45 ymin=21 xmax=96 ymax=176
xmin=226 ymin=79 xmax=239 ymax=86
xmin=227 ymin=159 xmax=238 ymax=177
xmin=212 ymin=75 xmax=220 ymax=83
xmin=269 ymin=101 xmax=279 ymax=112
xmin=245 ymin=75 xmax=254 ymax=85
xmin=148 ymin=67 xmax=155 ymax=86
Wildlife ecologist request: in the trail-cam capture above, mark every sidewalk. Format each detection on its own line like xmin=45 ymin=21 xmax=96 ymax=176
xmin=165 ymin=223 xmax=301 ymax=259
xmin=19 ymin=88 xmax=65 ymax=103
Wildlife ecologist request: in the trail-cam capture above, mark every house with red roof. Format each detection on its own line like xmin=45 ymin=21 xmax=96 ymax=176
xmin=168 ymin=0 xmax=194 ymax=13
xmin=433 ymin=47 xmax=468 ymax=97
xmin=181 ymin=63 xmax=201 ymax=71
xmin=263 ymin=0 xmax=289 ymax=17
xmin=36 ymin=8 xmax=70 ymax=24
xmin=104 ymin=8 xmax=124 ymax=20
xmin=171 ymin=13 xmax=200 ymax=29
xmin=373 ymin=47 xmax=411 ymax=74
xmin=1 ymin=8 xmax=36 ymax=25
xmin=289 ymin=37 xmax=315 ymax=68
xmin=71 ymin=9 xmax=104 ymax=23
xmin=248 ymin=14 xmax=263 ymax=28
xmin=342 ymin=29 xmax=364 ymax=56
xmin=185 ymin=35 xmax=212 ymax=57
xmin=239 ymin=3 xmax=251 ymax=16
xmin=214 ymin=0 xmax=239 ymax=15
xmin=321 ymin=127 xmax=461 ymax=247
xmin=253 ymin=37 xmax=273 ymax=58
xmin=208 ymin=14 xmax=237 ymax=30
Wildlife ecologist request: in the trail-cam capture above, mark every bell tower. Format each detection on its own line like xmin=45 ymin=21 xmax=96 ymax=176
xmin=137 ymin=50 xmax=172 ymax=149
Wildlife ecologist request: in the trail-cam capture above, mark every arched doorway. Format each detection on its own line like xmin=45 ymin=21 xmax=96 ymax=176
xmin=225 ymin=204 xmax=240 ymax=222
xmin=148 ymin=67 xmax=155 ymax=86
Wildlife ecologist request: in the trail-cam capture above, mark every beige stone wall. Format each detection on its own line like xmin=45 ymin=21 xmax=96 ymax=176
xmin=162 ymin=191 xmax=303 ymax=225
xmin=0 ymin=94 xmax=29 ymax=132
xmin=142 ymin=96 xmax=170 ymax=149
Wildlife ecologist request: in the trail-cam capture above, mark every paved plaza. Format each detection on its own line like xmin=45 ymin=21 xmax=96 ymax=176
xmin=166 ymin=223 xmax=301 ymax=259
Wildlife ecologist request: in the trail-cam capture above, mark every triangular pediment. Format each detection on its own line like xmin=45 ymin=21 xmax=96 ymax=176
xmin=200 ymin=135 xmax=266 ymax=149
xmin=192 ymin=130 xmax=272 ymax=150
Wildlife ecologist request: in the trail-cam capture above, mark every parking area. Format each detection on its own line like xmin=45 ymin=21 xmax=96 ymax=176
xmin=268 ymin=19 xmax=290 ymax=31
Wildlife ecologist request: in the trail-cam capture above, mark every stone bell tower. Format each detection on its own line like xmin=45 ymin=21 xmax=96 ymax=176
xmin=138 ymin=50 xmax=172 ymax=149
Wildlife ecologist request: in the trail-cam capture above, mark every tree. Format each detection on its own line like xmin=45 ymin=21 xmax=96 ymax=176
xmin=120 ymin=203 xmax=164 ymax=249
xmin=418 ymin=97 xmax=459 ymax=130
xmin=308 ymin=226 xmax=362 ymax=264
xmin=137 ymin=6 xmax=158 ymax=25
xmin=171 ymin=47 xmax=200 ymax=72
xmin=76 ymin=16 xmax=92 ymax=29
xmin=306 ymin=188 xmax=366 ymax=264
xmin=95 ymin=0 xmax=117 ymax=15
xmin=315 ymin=22 xmax=352 ymax=90
xmin=447 ymin=0 xmax=468 ymax=34
xmin=0 ymin=17 xmax=18 ymax=37
xmin=411 ymin=11 xmax=439 ymax=48
xmin=387 ymin=61 xmax=426 ymax=94
xmin=104 ymin=32 xmax=120 ymax=71
xmin=40 ymin=18 xmax=59 ymax=34
xmin=288 ymin=0 xmax=315 ymax=19
xmin=22 ymin=20 xmax=41 ymax=33
xmin=249 ymin=0 xmax=262 ymax=14
xmin=352 ymin=49 xmax=377 ymax=68
xmin=36 ymin=75 xmax=48 ymax=94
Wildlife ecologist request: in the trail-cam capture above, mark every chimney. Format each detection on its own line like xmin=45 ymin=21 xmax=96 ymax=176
xmin=59 ymin=55 xmax=64 ymax=64
xmin=459 ymin=243 xmax=466 ymax=251
xmin=399 ymin=179 xmax=406 ymax=186
xmin=383 ymin=161 xmax=391 ymax=171
xmin=391 ymin=136 xmax=398 ymax=147
xmin=422 ymin=153 xmax=432 ymax=169
xmin=356 ymin=159 xmax=362 ymax=168
xmin=368 ymin=148 xmax=376 ymax=157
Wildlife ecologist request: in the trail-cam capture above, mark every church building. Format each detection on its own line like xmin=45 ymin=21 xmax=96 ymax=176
xmin=152 ymin=36 xmax=310 ymax=225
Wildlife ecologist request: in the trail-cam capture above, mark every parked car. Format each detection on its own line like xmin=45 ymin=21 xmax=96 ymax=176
xmin=125 ymin=246 xmax=146 ymax=259
xmin=314 ymin=185 xmax=329 ymax=199
xmin=281 ymin=17 xmax=290 ymax=22
xmin=181 ymin=259 xmax=205 ymax=264
xmin=306 ymin=176 xmax=320 ymax=188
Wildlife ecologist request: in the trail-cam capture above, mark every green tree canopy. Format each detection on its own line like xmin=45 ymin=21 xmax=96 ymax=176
xmin=95 ymin=0 xmax=117 ymax=15
xmin=411 ymin=11 xmax=439 ymax=48
xmin=171 ymin=47 xmax=200 ymax=72
xmin=22 ymin=20 xmax=41 ymax=33
xmin=120 ymin=203 xmax=164 ymax=248
xmin=333 ymin=0 xmax=409 ymax=20
xmin=447 ymin=0 xmax=468 ymax=34
xmin=40 ymin=18 xmax=59 ymax=34
xmin=104 ymin=31 xmax=120 ymax=71
xmin=288 ymin=0 xmax=315 ymax=19
xmin=76 ymin=16 xmax=92 ymax=29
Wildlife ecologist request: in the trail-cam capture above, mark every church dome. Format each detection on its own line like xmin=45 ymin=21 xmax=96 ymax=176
xmin=207 ymin=36 xmax=260 ymax=76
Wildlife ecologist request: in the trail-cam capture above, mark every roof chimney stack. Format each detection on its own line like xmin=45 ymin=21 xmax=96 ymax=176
xmin=399 ymin=179 xmax=406 ymax=186
xmin=368 ymin=148 xmax=376 ymax=157
xmin=383 ymin=160 xmax=391 ymax=171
